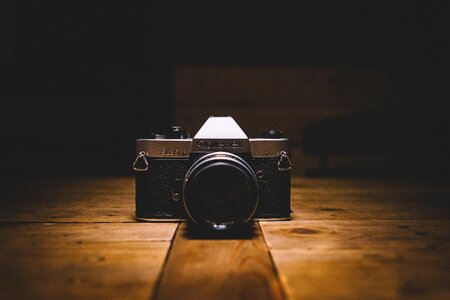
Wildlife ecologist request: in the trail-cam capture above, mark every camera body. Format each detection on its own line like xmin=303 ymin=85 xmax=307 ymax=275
xmin=134 ymin=116 xmax=291 ymax=230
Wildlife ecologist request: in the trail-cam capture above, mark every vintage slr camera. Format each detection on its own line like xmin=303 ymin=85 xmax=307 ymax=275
xmin=133 ymin=116 xmax=291 ymax=230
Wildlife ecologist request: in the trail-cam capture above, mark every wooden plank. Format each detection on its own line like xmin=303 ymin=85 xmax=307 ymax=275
xmin=0 ymin=177 xmax=136 ymax=222
xmin=2 ymin=175 xmax=449 ymax=300
xmin=0 ymin=223 xmax=176 ymax=300
xmin=154 ymin=223 xmax=285 ymax=300
xmin=261 ymin=177 xmax=450 ymax=299
xmin=260 ymin=220 xmax=450 ymax=300
xmin=290 ymin=177 xmax=450 ymax=220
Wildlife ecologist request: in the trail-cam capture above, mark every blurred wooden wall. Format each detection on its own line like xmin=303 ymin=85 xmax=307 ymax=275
xmin=174 ymin=67 xmax=443 ymax=174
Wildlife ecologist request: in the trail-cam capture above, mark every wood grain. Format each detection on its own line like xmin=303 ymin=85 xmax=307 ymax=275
xmin=1 ymin=176 xmax=449 ymax=299
xmin=0 ymin=177 xmax=177 ymax=300
xmin=260 ymin=220 xmax=450 ymax=300
xmin=290 ymin=177 xmax=450 ymax=220
xmin=0 ymin=223 xmax=175 ymax=300
xmin=154 ymin=223 xmax=285 ymax=300
xmin=0 ymin=177 xmax=136 ymax=222
xmin=260 ymin=177 xmax=450 ymax=300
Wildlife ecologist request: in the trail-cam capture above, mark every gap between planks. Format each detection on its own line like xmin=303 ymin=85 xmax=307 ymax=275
xmin=152 ymin=222 xmax=286 ymax=300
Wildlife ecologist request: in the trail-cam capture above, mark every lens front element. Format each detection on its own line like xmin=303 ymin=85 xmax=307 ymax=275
xmin=183 ymin=152 xmax=258 ymax=230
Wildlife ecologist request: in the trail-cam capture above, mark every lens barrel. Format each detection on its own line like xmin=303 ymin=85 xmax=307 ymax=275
xmin=183 ymin=152 xmax=258 ymax=230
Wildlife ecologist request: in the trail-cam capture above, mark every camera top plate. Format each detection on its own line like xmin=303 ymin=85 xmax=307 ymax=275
xmin=136 ymin=116 xmax=290 ymax=158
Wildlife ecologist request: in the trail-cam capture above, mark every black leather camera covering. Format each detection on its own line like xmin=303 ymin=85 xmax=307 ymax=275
xmin=135 ymin=158 xmax=190 ymax=219
xmin=253 ymin=157 xmax=291 ymax=218
xmin=135 ymin=156 xmax=291 ymax=219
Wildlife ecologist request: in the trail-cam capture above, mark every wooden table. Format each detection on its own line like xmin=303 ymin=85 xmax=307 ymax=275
xmin=0 ymin=177 xmax=449 ymax=299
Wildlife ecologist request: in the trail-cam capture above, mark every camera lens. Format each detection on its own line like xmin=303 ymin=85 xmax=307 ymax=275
xmin=183 ymin=152 xmax=258 ymax=230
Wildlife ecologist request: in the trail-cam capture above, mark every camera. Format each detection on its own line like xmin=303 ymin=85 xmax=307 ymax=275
xmin=133 ymin=116 xmax=291 ymax=230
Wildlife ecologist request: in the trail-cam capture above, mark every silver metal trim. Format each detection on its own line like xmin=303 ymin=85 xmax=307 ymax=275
xmin=277 ymin=151 xmax=292 ymax=171
xmin=172 ymin=193 xmax=181 ymax=202
xmin=190 ymin=138 xmax=251 ymax=154
xmin=136 ymin=139 xmax=192 ymax=158
xmin=249 ymin=138 xmax=290 ymax=157
xmin=194 ymin=117 xmax=248 ymax=139
xmin=191 ymin=117 xmax=251 ymax=153
xmin=133 ymin=151 xmax=149 ymax=171
xmin=136 ymin=138 xmax=290 ymax=158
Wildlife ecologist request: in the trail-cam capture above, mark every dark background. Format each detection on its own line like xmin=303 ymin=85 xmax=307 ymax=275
xmin=1 ymin=1 xmax=449 ymax=176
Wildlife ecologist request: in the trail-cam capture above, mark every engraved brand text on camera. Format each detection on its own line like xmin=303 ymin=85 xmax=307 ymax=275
xmin=161 ymin=148 xmax=182 ymax=156
xmin=196 ymin=140 xmax=244 ymax=149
